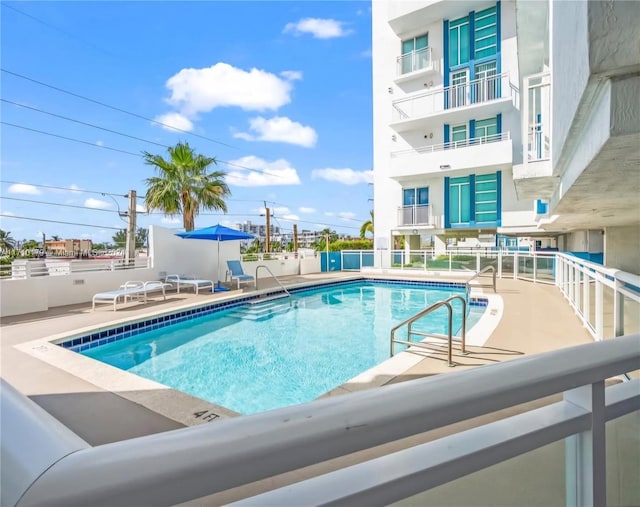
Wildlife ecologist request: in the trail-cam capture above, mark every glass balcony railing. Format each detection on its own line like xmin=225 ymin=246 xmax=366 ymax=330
xmin=396 ymin=47 xmax=433 ymax=76
xmin=397 ymin=204 xmax=433 ymax=226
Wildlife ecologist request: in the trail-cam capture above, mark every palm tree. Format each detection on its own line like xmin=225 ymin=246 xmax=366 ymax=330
xmin=0 ymin=230 xmax=17 ymax=250
xmin=360 ymin=210 xmax=374 ymax=239
xmin=143 ymin=142 xmax=231 ymax=231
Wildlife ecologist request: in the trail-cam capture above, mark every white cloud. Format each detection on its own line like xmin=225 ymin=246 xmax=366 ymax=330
xmin=283 ymin=18 xmax=352 ymax=39
xmin=1 ymin=211 xmax=16 ymax=217
xmin=225 ymin=156 xmax=301 ymax=187
xmin=69 ymin=184 xmax=82 ymax=193
xmin=234 ymin=116 xmax=317 ymax=147
xmin=164 ymin=63 xmax=293 ymax=117
xmin=281 ymin=214 xmax=300 ymax=221
xmin=280 ymin=70 xmax=303 ymax=81
xmin=311 ymin=168 xmax=373 ymax=185
xmin=84 ymin=198 xmax=112 ymax=209
xmin=96 ymin=140 xmax=104 ymax=147
xmin=361 ymin=48 xmax=372 ymax=58
xmin=299 ymin=206 xmax=316 ymax=214
xmin=253 ymin=205 xmax=290 ymax=215
xmin=154 ymin=112 xmax=194 ymax=132
xmin=161 ymin=216 xmax=181 ymax=225
xmin=136 ymin=204 xmax=148 ymax=213
xmin=7 ymin=183 xmax=41 ymax=195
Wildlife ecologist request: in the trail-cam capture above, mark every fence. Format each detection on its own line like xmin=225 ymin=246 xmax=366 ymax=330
xmin=1 ymin=258 xmax=151 ymax=279
xmin=4 ymin=335 xmax=638 ymax=506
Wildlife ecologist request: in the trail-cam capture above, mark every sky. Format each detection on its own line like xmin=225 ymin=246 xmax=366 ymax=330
xmin=0 ymin=1 xmax=373 ymax=246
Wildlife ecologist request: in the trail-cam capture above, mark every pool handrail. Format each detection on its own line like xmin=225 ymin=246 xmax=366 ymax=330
xmin=466 ymin=264 xmax=497 ymax=292
xmin=390 ymin=294 xmax=468 ymax=365
xmin=254 ymin=264 xmax=292 ymax=305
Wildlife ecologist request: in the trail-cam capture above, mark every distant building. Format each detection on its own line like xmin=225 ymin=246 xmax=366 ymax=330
xmin=45 ymin=239 xmax=93 ymax=257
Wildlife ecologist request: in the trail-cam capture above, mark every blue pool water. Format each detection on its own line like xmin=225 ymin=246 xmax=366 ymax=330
xmin=82 ymin=281 xmax=485 ymax=414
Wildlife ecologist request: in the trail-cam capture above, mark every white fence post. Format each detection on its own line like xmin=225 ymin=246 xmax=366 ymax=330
xmin=564 ymin=381 xmax=607 ymax=507
xmin=595 ymin=279 xmax=604 ymax=340
xmin=613 ymin=279 xmax=624 ymax=337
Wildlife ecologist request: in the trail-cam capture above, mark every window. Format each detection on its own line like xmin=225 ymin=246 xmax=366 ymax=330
xmin=450 ymin=69 xmax=469 ymax=107
xmin=401 ymin=34 xmax=429 ymax=74
xmin=451 ymin=124 xmax=467 ymax=146
xmin=474 ymin=61 xmax=498 ymax=101
xmin=475 ymin=173 xmax=498 ymax=223
xmin=475 ymin=117 xmax=498 ymax=140
xmin=474 ymin=6 xmax=497 ymax=59
xmin=448 ymin=16 xmax=469 ymax=67
xmin=403 ymin=187 xmax=429 ymax=206
xmin=448 ymin=177 xmax=471 ymax=224
xmin=446 ymin=172 xmax=501 ymax=228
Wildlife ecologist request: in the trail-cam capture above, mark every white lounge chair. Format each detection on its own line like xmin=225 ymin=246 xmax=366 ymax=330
xmin=164 ymin=274 xmax=215 ymax=295
xmin=92 ymin=281 xmax=169 ymax=311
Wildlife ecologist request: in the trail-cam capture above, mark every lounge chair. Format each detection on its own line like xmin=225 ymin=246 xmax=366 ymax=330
xmin=226 ymin=260 xmax=255 ymax=289
xmin=92 ymin=280 xmax=169 ymax=311
xmin=164 ymin=274 xmax=214 ymax=295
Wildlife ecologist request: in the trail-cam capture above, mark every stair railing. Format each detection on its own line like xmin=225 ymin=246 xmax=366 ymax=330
xmin=255 ymin=265 xmax=293 ymax=305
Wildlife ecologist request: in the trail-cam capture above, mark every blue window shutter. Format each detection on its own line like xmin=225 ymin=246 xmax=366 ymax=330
xmin=496 ymin=170 xmax=502 ymax=225
xmin=444 ymin=177 xmax=451 ymax=228
xmin=496 ymin=113 xmax=502 ymax=134
xmin=443 ymin=19 xmax=450 ymax=86
xmin=469 ymin=174 xmax=476 ymax=224
xmin=469 ymin=119 xmax=476 ymax=139
xmin=496 ymin=1 xmax=502 ymax=75
xmin=444 ymin=124 xmax=450 ymax=144
xmin=536 ymin=200 xmax=548 ymax=214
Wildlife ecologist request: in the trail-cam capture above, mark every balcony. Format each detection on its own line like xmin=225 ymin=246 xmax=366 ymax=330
xmin=390 ymin=132 xmax=512 ymax=180
xmin=394 ymin=47 xmax=438 ymax=84
xmin=513 ymin=72 xmax=554 ymax=199
xmin=397 ymin=204 xmax=435 ymax=227
xmin=391 ymin=72 xmax=517 ymax=133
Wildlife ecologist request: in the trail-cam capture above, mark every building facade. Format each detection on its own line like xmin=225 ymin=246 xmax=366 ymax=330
xmin=373 ymin=0 xmax=639 ymax=272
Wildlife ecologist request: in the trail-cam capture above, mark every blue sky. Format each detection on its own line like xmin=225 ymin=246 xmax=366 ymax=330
xmin=0 ymin=1 xmax=373 ymax=245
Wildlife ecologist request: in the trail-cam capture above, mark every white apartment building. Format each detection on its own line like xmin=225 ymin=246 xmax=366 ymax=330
xmin=372 ymin=0 xmax=639 ymax=272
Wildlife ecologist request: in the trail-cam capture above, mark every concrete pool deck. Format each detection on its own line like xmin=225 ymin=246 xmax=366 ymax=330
xmin=1 ymin=271 xmax=595 ymax=446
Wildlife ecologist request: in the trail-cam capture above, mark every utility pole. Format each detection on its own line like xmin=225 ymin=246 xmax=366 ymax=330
xmin=293 ymin=224 xmax=299 ymax=254
xmin=42 ymin=232 xmax=46 ymax=258
xmin=125 ymin=190 xmax=137 ymax=266
xmin=263 ymin=201 xmax=271 ymax=253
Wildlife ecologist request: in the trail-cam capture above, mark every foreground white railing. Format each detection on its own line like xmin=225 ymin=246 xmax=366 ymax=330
xmin=391 ymin=131 xmax=511 ymax=158
xmin=3 ymin=336 xmax=639 ymax=506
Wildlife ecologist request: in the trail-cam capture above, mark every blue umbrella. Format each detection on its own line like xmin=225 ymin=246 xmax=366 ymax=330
xmin=176 ymin=224 xmax=254 ymax=291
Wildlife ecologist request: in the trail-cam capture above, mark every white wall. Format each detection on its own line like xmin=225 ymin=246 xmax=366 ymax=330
xmin=550 ymin=0 xmax=590 ymax=168
xmin=605 ymin=225 xmax=640 ymax=274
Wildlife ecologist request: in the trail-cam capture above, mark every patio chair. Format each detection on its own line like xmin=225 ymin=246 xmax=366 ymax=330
xmin=164 ymin=274 xmax=214 ymax=295
xmin=226 ymin=260 xmax=255 ymax=289
xmin=92 ymin=280 xmax=169 ymax=311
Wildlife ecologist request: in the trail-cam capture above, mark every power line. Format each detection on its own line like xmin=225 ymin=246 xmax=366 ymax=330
xmin=2 ymin=3 xmax=118 ymax=57
xmin=1 ymin=121 xmax=142 ymax=156
xmin=2 ymin=98 xmax=168 ymax=148
xmin=0 ymin=196 xmax=125 ymax=213
xmin=0 ymin=180 xmax=128 ymax=198
xmin=0 ymin=214 xmax=123 ymax=230
xmin=1 ymin=68 xmax=240 ymax=150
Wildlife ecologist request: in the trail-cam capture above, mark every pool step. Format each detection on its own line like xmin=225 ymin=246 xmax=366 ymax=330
xmin=228 ymin=299 xmax=294 ymax=321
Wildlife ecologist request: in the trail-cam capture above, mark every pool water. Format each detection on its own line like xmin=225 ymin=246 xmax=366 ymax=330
xmin=83 ymin=281 xmax=485 ymax=414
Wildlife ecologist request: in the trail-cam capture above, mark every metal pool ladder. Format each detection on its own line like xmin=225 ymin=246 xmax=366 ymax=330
xmin=466 ymin=264 xmax=496 ymax=292
xmin=390 ymin=295 xmax=469 ymax=367
xmin=255 ymin=264 xmax=293 ymax=306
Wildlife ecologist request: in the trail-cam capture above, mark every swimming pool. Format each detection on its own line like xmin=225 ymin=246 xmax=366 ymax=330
xmin=78 ymin=280 xmax=486 ymax=414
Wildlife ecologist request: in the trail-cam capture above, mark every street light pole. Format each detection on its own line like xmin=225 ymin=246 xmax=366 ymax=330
xmin=125 ymin=190 xmax=137 ymax=266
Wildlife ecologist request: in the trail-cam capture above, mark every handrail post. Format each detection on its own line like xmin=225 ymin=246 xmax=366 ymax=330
xmin=445 ymin=302 xmax=454 ymax=367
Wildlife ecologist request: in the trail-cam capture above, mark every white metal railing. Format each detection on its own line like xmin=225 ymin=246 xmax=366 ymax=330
xmin=391 ymin=131 xmax=511 ymax=158
xmin=397 ymin=204 xmax=433 ymax=226
xmin=396 ymin=47 xmax=433 ymax=76
xmin=4 ymin=336 xmax=638 ymax=506
xmin=1 ymin=257 xmax=151 ymax=279
xmin=555 ymin=253 xmax=640 ymax=341
xmin=527 ymin=122 xmax=550 ymax=161
xmin=392 ymin=72 xmax=515 ymax=122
